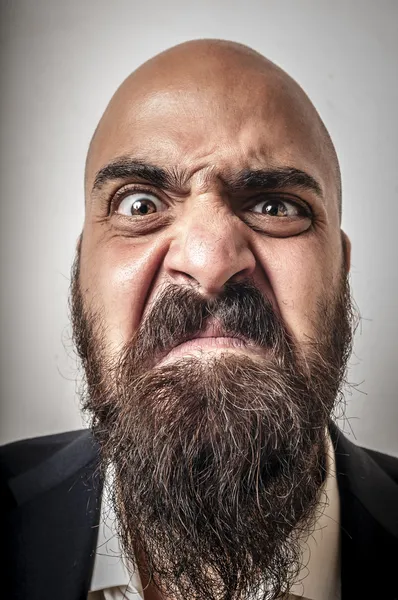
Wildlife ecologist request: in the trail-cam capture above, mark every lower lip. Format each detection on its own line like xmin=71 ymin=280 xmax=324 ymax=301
xmin=158 ymin=337 xmax=250 ymax=365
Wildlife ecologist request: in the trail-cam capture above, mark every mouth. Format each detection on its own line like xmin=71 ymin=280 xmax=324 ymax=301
xmin=156 ymin=320 xmax=259 ymax=367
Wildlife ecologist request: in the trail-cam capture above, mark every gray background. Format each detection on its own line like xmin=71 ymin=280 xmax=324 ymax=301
xmin=1 ymin=0 xmax=397 ymax=454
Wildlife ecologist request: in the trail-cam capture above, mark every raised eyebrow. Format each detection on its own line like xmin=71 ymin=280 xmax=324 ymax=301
xmin=91 ymin=157 xmax=186 ymax=194
xmin=92 ymin=159 xmax=166 ymax=192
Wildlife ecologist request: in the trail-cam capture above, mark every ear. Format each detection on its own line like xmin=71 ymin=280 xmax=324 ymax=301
xmin=341 ymin=230 xmax=351 ymax=273
xmin=76 ymin=232 xmax=83 ymax=254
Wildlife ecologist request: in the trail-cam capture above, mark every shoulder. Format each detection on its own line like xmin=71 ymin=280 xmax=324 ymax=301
xmin=362 ymin=446 xmax=398 ymax=484
xmin=1 ymin=431 xmax=103 ymax=598
xmin=329 ymin=421 xmax=398 ymax=486
xmin=0 ymin=430 xmax=89 ymax=479
xmin=0 ymin=429 xmax=98 ymax=511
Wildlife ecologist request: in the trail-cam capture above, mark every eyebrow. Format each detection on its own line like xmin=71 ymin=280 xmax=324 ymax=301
xmin=226 ymin=167 xmax=323 ymax=198
xmin=92 ymin=158 xmax=173 ymax=192
xmin=92 ymin=157 xmax=323 ymax=199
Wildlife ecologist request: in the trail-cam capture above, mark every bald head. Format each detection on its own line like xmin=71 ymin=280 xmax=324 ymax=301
xmin=85 ymin=39 xmax=341 ymax=217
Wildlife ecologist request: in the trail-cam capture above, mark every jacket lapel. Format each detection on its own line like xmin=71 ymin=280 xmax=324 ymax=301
xmin=6 ymin=431 xmax=103 ymax=600
xmin=330 ymin=422 xmax=398 ymax=600
xmin=6 ymin=425 xmax=398 ymax=599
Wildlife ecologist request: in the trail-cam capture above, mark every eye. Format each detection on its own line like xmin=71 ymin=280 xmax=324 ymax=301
xmin=116 ymin=191 xmax=166 ymax=216
xmin=250 ymin=197 xmax=305 ymax=217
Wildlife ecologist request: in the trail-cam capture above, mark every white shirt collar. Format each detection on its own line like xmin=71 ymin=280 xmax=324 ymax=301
xmin=289 ymin=431 xmax=341 ymax=600
xmin=89 ymin=469 xmax=143 ymax=598
xmin=89 ymin=432 xmax=340 ymax=600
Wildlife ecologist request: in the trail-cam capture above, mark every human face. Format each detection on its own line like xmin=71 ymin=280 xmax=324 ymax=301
xmin=80 ymin=70 xmax=346 ymax=365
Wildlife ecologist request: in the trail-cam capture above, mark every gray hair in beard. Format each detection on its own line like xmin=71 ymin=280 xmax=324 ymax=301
xmin=70 ymin=252 xmax=355 ymax=600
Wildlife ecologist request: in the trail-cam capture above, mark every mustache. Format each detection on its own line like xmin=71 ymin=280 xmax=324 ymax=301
xmin=129 ymin=279 xmax=291 ymax=369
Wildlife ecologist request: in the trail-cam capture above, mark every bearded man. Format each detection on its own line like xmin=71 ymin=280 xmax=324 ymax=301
xmin=2 ymin=39 xmax=398 ymax=600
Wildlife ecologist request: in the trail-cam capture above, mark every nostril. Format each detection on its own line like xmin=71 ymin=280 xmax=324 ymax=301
xmin=168 ymin=269 xmax=198 ymax=286
xmin=229 ymin=267 xmax=254 ymax=283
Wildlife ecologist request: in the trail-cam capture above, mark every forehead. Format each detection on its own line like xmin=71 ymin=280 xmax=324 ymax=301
xmin=87 ymin=73 xmax=336 ymax=201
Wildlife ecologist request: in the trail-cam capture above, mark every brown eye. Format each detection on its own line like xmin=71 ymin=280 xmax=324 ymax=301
xmin=251 ymin=198 xmax=303 ymax=217
xmin=116 ymin=192 xmax=166 ymax=216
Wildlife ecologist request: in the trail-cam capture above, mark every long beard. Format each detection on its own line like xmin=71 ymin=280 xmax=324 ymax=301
xmin=71 ymin=255 xmax=354 ymax=600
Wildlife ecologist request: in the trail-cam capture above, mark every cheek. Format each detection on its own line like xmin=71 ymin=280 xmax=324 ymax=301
xmin=255 ymin=233 xmax=342 ymax=344
xmin=79 ymin=235 xmax=162 ymax=353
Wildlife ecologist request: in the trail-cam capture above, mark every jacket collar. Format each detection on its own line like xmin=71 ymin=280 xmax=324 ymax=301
xmin=7 ymin=430 xmax=103 ymax=600
xmin=329 ymin=421 xmax=398 ymax=599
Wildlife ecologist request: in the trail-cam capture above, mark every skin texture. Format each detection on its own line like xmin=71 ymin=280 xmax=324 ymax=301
xmin=81 ymin=39 xmax=350 ymax=363
xmin=75 ymin=39 xmax=354 ymax=599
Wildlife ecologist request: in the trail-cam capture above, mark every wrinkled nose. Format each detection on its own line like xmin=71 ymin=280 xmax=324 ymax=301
xmin=163 ymin=203 xmax=256 ymax=297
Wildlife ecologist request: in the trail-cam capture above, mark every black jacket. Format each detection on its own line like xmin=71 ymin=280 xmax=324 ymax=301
xmin=1 ymin=422 xmax=398 ymax=600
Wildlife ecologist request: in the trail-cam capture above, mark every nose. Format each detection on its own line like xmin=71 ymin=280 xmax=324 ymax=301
xmin=163 ymin=202 xmax=256 ymax=296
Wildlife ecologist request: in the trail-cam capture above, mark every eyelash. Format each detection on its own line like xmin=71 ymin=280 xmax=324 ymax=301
xmin=110 ymin=185 xmax=165 ymax=214
xmin=110 ymin=185 xmax=312 ymax=219
xmin=245 ymin=195 xmax=312 ymax=218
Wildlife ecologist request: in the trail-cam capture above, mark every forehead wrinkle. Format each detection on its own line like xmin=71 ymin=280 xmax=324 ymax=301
xmin=86 ymin=49 xmax=341 ymax=216
xmin=188 ymin=164 xmax=223 ymax=193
